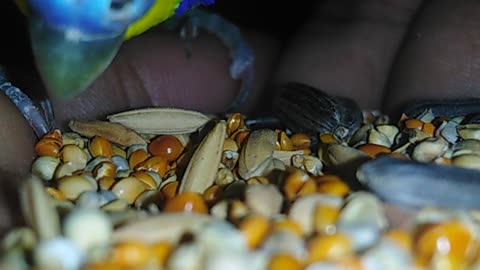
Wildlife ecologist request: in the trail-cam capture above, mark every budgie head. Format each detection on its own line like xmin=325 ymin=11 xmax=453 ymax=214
xmin=23 ymin=0 xmax=213 ymax=100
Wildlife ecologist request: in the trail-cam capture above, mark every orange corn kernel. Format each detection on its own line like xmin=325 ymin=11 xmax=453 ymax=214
xmin=290 ymin=133 xmax=311 ymax=150
xmin=128 ymin=149 xmax=149 ymax=169
xmin=227 ymin=113 xmax=245 ymax=135
xmin=45 ymin=187 xmax=67 ymax=201
xmin=316 ymin=175 xmax=350 ymax=197
xmin=151 ymin=241 xmax=173 ymax=266
xmin=234 ymin=130 xmax=250 ymax=148
xmin=110 ymin=241 xmax=152 ymax=268
xmin=35 ymin=138 xmax=62 ymax=157
xmin=44 ymin=129 xmax=62 ymax=142
xmin=148 ymin=135 xmax=184 ymax=162
xmin=92 ymin=161 xmax=117 ymax=180
xmin=307 ymin=233 xmax=353 ymax=263
xmin=135 ymin=156 xmax=169 ymax=177
xmin=319 ymin=133 xmax=338 ymax=144
xmin=405 ymin=118 xmax=424 ymax=130
xmin=271 ymin=219 xmax=304 ymax=237
xmin=267 ymin=253 xmax=302 ymax=270
xmin=161 ymin=181 xmax=179 ymax=199
xmin=414 ymin=221 xmax=476 ymax=267
xmin=163 ymin=192 xmax=208 ymax=214
xmin=238 ymin=215 xmax=270 ymax=249
xmin=202 ymin=184 xmax=223 ymax=205
xmin=314 ymin=204 xmax=340 ymax=235
xmin=89 ymin=136 xmax=113 ymax=158
xmin=357 ymin=143 xmax=391 ymax=158
xmin=423 ymin=122 xmax=436 ymax=137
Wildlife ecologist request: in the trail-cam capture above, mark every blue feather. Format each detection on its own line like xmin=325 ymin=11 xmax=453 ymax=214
xmin=175 ymin=0 xmax=215 ymax=16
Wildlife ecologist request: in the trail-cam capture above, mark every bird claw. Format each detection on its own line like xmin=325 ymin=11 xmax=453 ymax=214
xmin=174 ymin=10 xmax=255 ymax=112
xmin=0 ymin=67 xmax=54 ymax=138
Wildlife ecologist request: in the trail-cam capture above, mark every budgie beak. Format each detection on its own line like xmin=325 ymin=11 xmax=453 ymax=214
xmin=28 ymin=16 xmax=124 ymax=99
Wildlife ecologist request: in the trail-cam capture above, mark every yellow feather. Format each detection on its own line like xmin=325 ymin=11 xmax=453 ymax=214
xmin=124 ymin=0 xmax=182 ymax=40
xmin=14 ymin=0 xmax=29 ymax=15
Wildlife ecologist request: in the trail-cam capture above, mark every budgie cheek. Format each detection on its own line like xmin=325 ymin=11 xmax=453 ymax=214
xmin=26 ymin=0 xmax=154 ymax=36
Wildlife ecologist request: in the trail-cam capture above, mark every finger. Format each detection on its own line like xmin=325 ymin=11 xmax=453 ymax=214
xmin=272 ymin=0 xmax=423 ymax=110
xmin=53 ymin=29 xmax=279 ymax=128
xmin=384 ymin=0 xmax=480 ymax=116
xmin=0 ymin=92 xmax=36 ymax=234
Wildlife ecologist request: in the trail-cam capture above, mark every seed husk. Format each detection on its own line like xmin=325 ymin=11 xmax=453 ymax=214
xmin=69 ymin=120 xmax=147 ymax=147
xmin=179 ymin=121 xmax=227 ymax=193
xmin=107 ymin=108 xmax=211 ymax=134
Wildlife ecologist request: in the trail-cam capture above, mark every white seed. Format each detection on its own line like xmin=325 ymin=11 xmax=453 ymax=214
xmin=412 ymin=137 xmax=448 ymax=162
xmin=452 ymin=154 xmax=480 ymax=170
xmin=260 ymin=230 xmax=307 ymax=261
xmin=196 ymin=220 xmax=247 ymax=254
xmin=303 ymin=155 xmax=323 ymax=175
xmin=31 ymin=156 xmax=60 ymax=181
xmin=63 ymin=208 xmax=112 ymax=251
xmin=33 ymin=237 xmax=85 ymax=270
xmin=368 ymin=129 xmax=392 ymax=148
xmin=111 ymin=155 xmax=129 ymax=172
xmin=245 ymin=184 xmax=283 ymax=218
xmin=167 ymin=242 xmax=203 ymax=270
xmin=215 ymin=168 xmax=235 ymax=186
xmin=337 ymin=192 xmax=388 ymax=251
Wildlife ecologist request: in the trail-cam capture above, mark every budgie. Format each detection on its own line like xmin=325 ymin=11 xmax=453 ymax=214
xmin=13 ymin=0 xmax=254 ymax=111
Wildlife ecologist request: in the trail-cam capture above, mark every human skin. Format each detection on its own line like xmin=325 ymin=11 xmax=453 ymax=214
xmin=2 ymin=0 xmax=480 ymax=232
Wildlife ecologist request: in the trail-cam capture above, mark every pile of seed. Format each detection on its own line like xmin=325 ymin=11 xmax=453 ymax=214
xmin=2 ymin=108 xmax=480 ymax=270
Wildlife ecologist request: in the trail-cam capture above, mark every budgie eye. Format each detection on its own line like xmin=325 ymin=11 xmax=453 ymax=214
xmin=110 ymin=0 xmax=133 ymax=10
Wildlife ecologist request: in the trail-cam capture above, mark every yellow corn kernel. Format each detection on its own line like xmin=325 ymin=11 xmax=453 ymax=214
xmin=271 ymin=219 xmax=304 ymax=237
xmin=267 ymin=253 xmax=302 ymax=270
xmin=290 ymin=133 xmax=311 ymax=150
xmin=316 ymin=175 xmax=350 ymax=197
xmin=89 ymin=136 xmax=113 ymax=158
xmin=278 ymin=131 xmax=294 ymax=151
xmin=151 ymin=241 xmax=173 ymax=266
xmin=314 ymin=204 xmax=340 ymax=235
xmin=202 ymin=184 xmax=223 ymax=205
xmin=45 ymin=187 xmax=67 ymax=201
xmin=297 ymin=179 xmax=317 ymax=197
xmin=238 ymin=215 xmax=270 ymax=249
xmin=307 ymin=233 xmax=353 ymax=263
xmin=284 ymin=169 xmax=309 ymax=200
xmin=110 ymin=241 xmax=152 ymax=268
xmin=163 ymin=192 xmax=208 ymax=214
xmin=414 ymin=221 xmax=476 ymax=267
xmin=128 ymin=149 xmax=149 ymax=169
